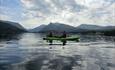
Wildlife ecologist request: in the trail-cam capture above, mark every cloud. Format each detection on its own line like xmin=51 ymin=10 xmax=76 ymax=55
xmin=0 ymin=6 xmax=23 ymax=22
xmin=0 ymin=14 xmax=10 ymax=20
xmin=20 ymin=0 xmax=115 ymax=28
xmin=21 ymin=18 xmax=42 ymax=29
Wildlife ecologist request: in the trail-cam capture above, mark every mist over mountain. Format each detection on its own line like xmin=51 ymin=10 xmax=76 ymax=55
xmin=0 ymin=20 xmax=26 ymax=34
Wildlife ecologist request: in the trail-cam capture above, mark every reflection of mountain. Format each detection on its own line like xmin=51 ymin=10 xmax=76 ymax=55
xmin=0 ymin=20 xmax=26 ymax=34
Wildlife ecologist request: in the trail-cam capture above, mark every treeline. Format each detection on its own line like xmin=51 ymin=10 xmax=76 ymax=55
xmin=102 ymin=30 xmax=115 ymax=36
xmin=77 ymin=30 xmax=115 ymax=36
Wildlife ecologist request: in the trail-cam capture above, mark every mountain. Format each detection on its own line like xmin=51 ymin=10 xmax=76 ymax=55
xmin=102 ymin=26 xmax=115 ymax=31
xmin=38 ymin=22 xmax=83 ymax=33
xmin=28 ymin=22 xmax=115 ymax=35
xmin=30 ymin=22 xmax=79 ymax=33
xmin=77 ymin=24 xmax=102 ymax=30
xmin=77 ymin=24 xmax=115 ymax=31
xmin=29 ymin=24 xmax=46 ymax=32
xmin=0 ymin=20 xmax=26 ymax=34
xmin=40 ymin=23 xmax=74 ymax=32
xmin=77 ymin=24 xmax=115 ymax=36
xmin=31 ymin=23 xmax=115 ymax=33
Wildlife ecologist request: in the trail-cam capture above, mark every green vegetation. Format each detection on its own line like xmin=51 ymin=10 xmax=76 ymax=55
xmin=78 ymin=30 xmax=115 ymax=36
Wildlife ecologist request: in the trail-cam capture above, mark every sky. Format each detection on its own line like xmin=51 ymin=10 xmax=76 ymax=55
xmin=0 ymin=0 xmax=115 ymax=29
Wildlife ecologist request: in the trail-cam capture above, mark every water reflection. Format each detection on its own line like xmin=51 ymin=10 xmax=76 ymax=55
xmin=0 ymin=33 xmax=115 ymax=70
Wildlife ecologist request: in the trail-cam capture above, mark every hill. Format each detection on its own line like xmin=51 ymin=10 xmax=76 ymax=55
xmin=28 ymin=23 xmax=115 ymax=36
xmin=0 ymin=20 xmax=26 ymax=34
xmin=30 ymin=22 xmax=86 ymax=33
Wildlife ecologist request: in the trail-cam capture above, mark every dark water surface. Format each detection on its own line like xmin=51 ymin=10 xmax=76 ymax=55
xmin=0 ymin=33 xmax=115 ymax=70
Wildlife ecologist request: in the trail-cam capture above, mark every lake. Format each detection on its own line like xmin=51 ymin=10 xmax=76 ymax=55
xmin=0 ymin=33 xmax=115 ymax=70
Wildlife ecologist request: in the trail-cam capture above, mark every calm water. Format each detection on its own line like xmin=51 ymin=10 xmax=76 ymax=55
xmin=0 ymin=33 xmax=115 ymax=70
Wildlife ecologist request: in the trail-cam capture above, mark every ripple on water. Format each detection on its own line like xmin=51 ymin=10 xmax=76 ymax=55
xmin=0 ymin=34 xmax=115 ymax=70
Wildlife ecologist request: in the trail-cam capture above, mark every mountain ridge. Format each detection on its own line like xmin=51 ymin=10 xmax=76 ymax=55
xmin=0 ymin=20 xmax=26 ymax=34
xmin=30 ymin=23 xmax=115 ymax=33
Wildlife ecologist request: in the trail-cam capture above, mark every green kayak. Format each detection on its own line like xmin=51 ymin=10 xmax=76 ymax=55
xmin=43 ymin=37 xmax=80 ymax=42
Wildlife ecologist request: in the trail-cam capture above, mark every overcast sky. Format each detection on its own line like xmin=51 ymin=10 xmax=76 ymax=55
xmin=0 ymin=0 xmax=115 ymax=29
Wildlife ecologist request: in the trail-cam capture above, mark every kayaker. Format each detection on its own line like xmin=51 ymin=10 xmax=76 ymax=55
xmin=62 ymin=31 xmax=67 ymax=45
xmin=47 ymin=31 xmax=53 ymax=45
xmin=47 ymin=31 xmax=53 ymax=37
xmin=62 ymin=31 xmax=67 ymax=38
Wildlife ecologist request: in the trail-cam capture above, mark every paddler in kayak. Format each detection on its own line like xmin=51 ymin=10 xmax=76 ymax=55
xmin=62 ymin=31 xmax=67 ymax=38
xmin=47 ymin=31 xmax=53 ymax=45
xmin=43 ymin=31 xmax=79 ymax=45
xmin=61 ymin=31 xmax=67 ymax=45
xmin=47 ymin=31 xmax=53 ymax=37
